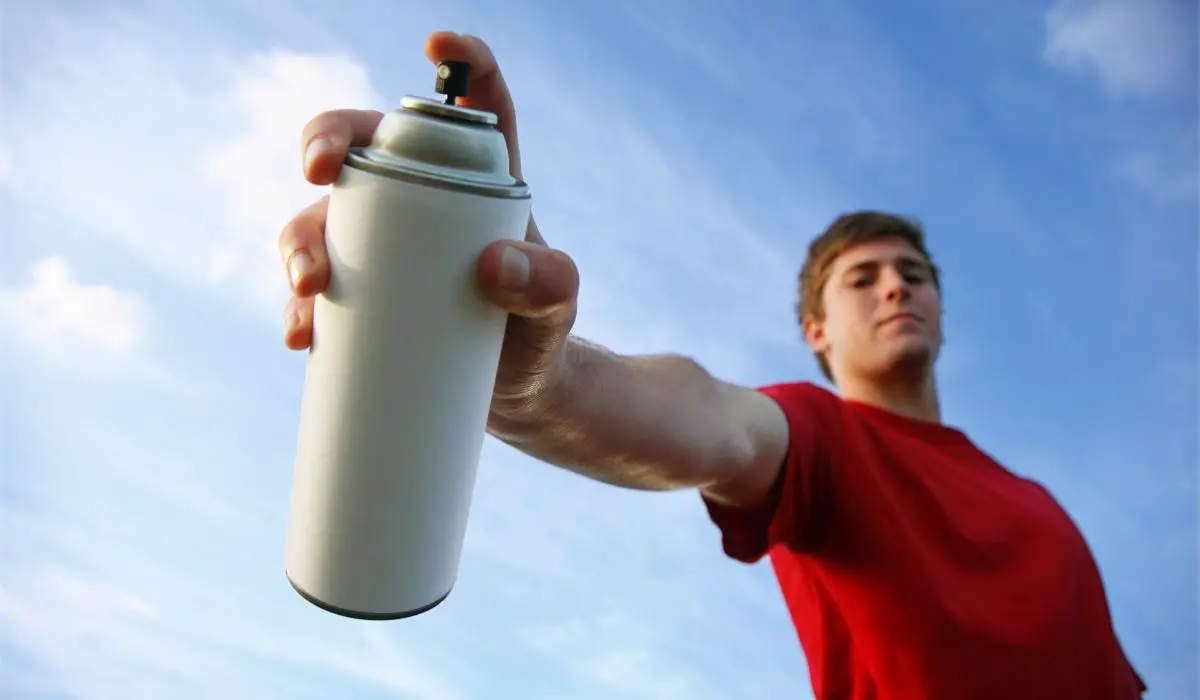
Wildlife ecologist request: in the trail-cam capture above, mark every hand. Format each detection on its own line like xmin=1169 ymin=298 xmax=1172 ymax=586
xmin=278 ymin=32 xmax=580 ymax=418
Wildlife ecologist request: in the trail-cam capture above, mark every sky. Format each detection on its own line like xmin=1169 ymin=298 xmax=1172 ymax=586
xmin=0 ymin=0 xmax=1196 ymax=698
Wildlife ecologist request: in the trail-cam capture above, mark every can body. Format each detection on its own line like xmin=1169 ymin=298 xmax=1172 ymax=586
xmin=285 ymin=161 xmax=530 ymax=619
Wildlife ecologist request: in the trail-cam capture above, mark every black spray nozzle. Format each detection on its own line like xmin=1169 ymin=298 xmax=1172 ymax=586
xmin=435 ymin=61 xmax=471 ymax=105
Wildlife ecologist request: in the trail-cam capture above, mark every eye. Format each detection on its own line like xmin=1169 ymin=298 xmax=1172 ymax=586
xmin=851 ymin=276 xmax=873 ymax=288
xmin=898 ymin=264 xmax=929 ymax=285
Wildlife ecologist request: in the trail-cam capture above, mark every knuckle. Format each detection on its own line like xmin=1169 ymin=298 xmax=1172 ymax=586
xmin=278 ymin=197 xmax=329 ymax=254
xmin=302 ymin=109 xmax=383 ymax=149
xmin=278 ymin=216 xmax=304 ymax=255
xmin=302 ymin=110 xmax=341 ymax=138
xmin=552 ymin=247 xmax=578 ymax=272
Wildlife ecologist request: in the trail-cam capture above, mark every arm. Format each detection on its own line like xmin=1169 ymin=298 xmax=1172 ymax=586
xmin=488 ymin=335 xmax=789 ymax=505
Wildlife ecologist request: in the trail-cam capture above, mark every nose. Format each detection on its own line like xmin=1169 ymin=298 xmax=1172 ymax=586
xmin=881 ymin=267 xmax=912 ymax=303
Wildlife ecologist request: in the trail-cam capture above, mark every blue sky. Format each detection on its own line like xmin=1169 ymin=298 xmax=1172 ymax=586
xmin=1 ymin=0 xmax=1195 ymax=698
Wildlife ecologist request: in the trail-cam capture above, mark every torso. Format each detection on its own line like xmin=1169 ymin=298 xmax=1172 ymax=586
xmin=705 ymin=382 xmax=1145 ymax=700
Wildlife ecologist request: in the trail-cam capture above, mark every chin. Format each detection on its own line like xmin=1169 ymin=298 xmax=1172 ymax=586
xmin=881 ymin=339 xmax=938 ymax=379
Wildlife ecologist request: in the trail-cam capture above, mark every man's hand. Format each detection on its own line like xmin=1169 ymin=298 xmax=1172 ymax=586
xmin=278 ymin=31 xmax=580 ymax=418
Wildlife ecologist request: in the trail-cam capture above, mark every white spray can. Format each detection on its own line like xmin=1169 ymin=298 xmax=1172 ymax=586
xmin=285 ymin=61 xmax=530 ymax=619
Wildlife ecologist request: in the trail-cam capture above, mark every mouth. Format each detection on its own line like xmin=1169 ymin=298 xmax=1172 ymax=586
xmin=878 ymin=312 xmax=923 ymax=327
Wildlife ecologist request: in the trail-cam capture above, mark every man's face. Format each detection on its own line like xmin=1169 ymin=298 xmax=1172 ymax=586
xmin=804 ymin=238 xmax=942 ymax=384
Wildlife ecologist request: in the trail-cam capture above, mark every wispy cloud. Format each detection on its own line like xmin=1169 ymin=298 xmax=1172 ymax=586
xmin=201 ymin=48 xmax=386 ymax=306
xmin=609 ymin=0 xmax=925 ymax=165
xmin=3 ymin=13 xmax=383 ymax=323
xmin=0 ymin=418 xmax=471 ymax=700
xmin=518 ymin=615 xmax=702 ymax=700
xmin=1118 ymin=128 xmax=1200 ymax=202
xmin=1043 ymin=0 xmax=1197 ymax=98
xmin=0 ymin=257 xmax=151 ymax=362
xmin=0 ymin=256 xmax=226 ymax=401
xmin=0 ymin=143 xmax=10 ymax=186
xmin=1 ymin=549 xmax=471 ymax=700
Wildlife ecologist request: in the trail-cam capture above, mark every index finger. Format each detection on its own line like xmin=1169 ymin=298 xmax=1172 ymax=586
xmin=300 ymin=108 xmax=385 ymax=185
xmin=424 ymin=32 xmax=523 ymax=180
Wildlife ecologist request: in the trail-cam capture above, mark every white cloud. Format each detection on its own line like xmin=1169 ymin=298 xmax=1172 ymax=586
xmin=4 ymin=13 xmax=384 ymax=322
xmin=0 ymin=257 xmax=150 ymax=360
xmin=0 ymin=256 xmax=220 ymax=398
xmin=1043 ymin=0 xmax=1196 ymax=97
xmin=200 ymin=48 xmax=385 ymax=302
xmin=1118 ymin=129 xmax=1200 ymax=202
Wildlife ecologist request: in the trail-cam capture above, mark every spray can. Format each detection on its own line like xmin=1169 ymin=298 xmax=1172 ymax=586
xmin=285 ymin=61 xmax=531 ymax=620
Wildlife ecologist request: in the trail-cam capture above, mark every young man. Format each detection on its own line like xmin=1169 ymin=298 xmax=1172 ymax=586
xmin=278 ymin=32 xmax=1146 ymax=699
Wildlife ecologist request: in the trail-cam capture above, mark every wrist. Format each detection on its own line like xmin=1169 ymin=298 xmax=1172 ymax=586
xmin=487 ymin=338 xmax=577 ymax=437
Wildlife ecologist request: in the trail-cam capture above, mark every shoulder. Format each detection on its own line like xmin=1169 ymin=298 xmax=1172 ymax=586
xmin=759 ymin=380 xmax=838 ymax=400
xmin=705 ymin=380 xmax=845 ymax=508
xmin=757 ymin=380 xmax=848 ymax=429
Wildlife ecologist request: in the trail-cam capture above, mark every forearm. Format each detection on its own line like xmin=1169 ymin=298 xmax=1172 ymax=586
xmin=488 ymin=336 xmax=756 ymax=490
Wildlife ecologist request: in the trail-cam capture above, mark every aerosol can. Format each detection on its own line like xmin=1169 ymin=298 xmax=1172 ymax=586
xmin=285 ymin=61 xmax=531 ymax=619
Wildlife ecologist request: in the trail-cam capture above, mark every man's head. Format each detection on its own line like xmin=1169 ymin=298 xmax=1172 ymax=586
xmin=797 ymin=211 xmax=943 ymax=386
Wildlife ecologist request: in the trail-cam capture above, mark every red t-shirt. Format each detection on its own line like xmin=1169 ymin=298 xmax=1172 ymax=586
xmin=703 ymin=382 xmax=1146 ymax=700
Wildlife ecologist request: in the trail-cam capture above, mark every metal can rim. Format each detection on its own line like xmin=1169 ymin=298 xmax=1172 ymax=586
xmin=401 ymin=96 xmax=498 ymax=126
xmin=345 ymin=148 xmax=531 ymax=200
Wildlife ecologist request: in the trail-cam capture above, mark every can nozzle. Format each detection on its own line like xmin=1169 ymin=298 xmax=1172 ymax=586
xmin=435 ymin=61 xmax=471 ymax=106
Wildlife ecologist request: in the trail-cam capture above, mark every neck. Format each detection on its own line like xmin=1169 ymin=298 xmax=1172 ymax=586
xmin=837 ymin=371 xmax=941 ymax=423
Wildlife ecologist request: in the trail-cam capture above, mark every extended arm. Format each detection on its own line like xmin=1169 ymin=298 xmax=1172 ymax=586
xmin=488 ymin=336 xmax=789 ymax=506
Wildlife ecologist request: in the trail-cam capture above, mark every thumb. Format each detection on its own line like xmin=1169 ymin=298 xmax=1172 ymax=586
xmin=424 ymin=32 xmax=523 ymax=181
xmin=478 ymin=240 xmax=580 ymax=401
xmin=478 ymin=240 xmax=579 ymax=322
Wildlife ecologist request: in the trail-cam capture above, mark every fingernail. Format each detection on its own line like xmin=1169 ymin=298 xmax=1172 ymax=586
xmin=499 ymin=245 xmax=530 ymax=291
xmin=288 ymin=250 xmax=314 ymax=290
xmin=285 ymin=310 xmax=300 ymax=331
xmin=304 ymin=137 xmax=333 ymax=171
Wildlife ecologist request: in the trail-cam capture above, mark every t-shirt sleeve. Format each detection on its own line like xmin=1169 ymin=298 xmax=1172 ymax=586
xmin=700 ymin=382 xmax=839 ymax=563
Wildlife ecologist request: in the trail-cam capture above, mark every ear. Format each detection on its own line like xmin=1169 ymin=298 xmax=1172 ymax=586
xmin=803 ymin=315 xmax=829 ymax=354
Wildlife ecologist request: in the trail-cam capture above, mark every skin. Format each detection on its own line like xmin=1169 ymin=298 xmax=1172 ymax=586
xmin=278 ymin=31 xmax=945 ymax=510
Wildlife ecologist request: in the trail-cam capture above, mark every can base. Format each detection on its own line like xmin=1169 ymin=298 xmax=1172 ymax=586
xmin=286 ymin=572 xmax=453 ymax=621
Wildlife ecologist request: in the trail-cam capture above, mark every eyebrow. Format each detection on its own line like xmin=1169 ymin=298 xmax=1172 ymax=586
xmin=841 ymin=255 xmax=930 ymax=278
